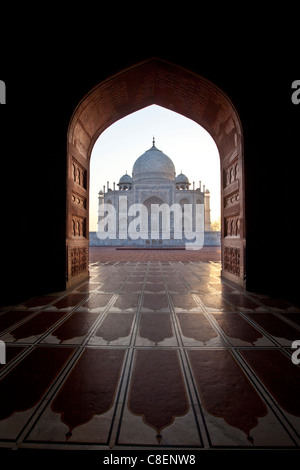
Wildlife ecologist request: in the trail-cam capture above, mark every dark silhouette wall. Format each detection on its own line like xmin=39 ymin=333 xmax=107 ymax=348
xmin=1 ymin=45 xmax=299 ymax=306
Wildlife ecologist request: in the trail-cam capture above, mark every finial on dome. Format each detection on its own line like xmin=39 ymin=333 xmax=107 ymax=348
xmin=152 ymin=136 xmax=155 ymax=147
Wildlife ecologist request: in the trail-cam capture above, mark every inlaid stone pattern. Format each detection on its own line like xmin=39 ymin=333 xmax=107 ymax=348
xmin=1 ymin=251 xmax=300 ymax=450
xmin=70 ymin=247 xmax=88 ymax=277
xmin=224 ymin=247 xmax=240 ymax=275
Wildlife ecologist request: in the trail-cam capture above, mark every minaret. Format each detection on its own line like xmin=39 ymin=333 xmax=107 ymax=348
xmin=204 ymin=189 xmax=211 ymax=232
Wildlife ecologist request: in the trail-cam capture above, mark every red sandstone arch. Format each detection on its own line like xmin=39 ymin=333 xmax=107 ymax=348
xmin=66 ymin=58 xmax=245 ymax=289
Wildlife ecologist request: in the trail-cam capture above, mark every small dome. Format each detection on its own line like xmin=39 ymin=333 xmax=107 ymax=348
xmin=132 ymin=142 xmax=175 ymax=182
xmin=175 ymin=173 xmax=190 ymax=184
xmin=118 ymin=173 xmax=133 ymax=184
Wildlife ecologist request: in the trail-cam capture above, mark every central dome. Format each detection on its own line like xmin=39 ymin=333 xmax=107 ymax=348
xmin=132 ymin=143 xmax=176 ymax=182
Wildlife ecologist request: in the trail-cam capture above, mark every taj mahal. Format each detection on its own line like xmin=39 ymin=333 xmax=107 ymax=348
xmin=89 ymin=139 xmax=220 ymax=248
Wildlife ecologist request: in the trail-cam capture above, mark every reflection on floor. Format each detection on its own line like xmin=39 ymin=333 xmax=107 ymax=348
xmin=0 ymin=248 xmax=300 ymax=450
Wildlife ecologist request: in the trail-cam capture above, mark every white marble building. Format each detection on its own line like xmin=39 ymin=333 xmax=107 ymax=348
xmin=92 ymin=140 xmax=220 ymax=247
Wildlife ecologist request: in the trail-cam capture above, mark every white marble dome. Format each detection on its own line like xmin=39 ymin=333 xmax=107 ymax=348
xmin=132 ymin=142 xmax=176 ymax=182
xmin=175 ymin=172 xmax=190 ymax=184
xmin=119 ymin=173 xmax=133 ymax=184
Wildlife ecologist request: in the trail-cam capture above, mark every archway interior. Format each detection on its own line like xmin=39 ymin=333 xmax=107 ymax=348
xmin=67 ymin=59 xmax=244 ymax=289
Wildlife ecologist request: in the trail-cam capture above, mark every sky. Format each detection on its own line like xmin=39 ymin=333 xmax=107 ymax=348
xmin=89 ymin=105 xmax=220 ymax=232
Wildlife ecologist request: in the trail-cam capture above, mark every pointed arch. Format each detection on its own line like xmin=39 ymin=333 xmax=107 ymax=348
xmin=66 ymin=58 xmax=245 ymax=288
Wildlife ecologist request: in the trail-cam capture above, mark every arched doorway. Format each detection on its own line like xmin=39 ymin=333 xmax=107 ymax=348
xmin=66 ymin=58 xmax=245 ymax=289
xmin=143 ymin=195 xmax=165 ymax=245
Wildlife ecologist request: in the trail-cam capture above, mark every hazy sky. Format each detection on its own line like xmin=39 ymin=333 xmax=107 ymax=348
xmin=89 ymin=105 xmax=220 ymax=231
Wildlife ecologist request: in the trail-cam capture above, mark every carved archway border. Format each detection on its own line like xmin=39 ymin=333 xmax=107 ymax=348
xmin=66 ymin=58 xmax=245 ymax=289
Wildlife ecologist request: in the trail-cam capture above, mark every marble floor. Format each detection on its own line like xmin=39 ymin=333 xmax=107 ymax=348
xmin=0 ymin=248 xmax=300 ymax=452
